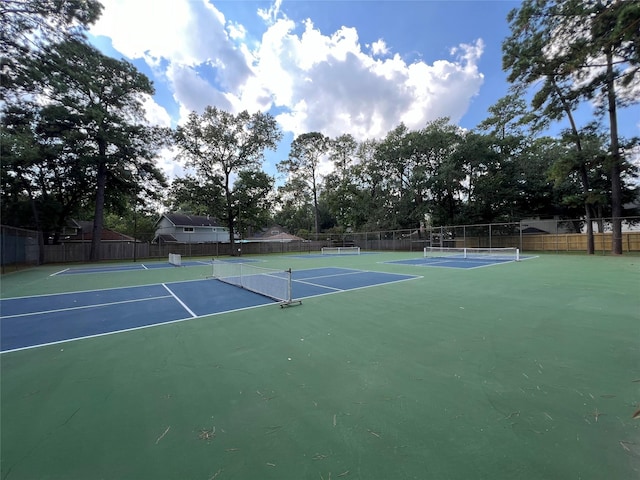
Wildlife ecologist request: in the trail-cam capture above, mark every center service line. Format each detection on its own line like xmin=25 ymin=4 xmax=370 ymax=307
xmin=162 ymin=283 xmax=197 ymax=318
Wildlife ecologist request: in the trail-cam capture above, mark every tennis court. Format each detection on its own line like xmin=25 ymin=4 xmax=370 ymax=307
xmin=384 ymin=246 xmax=527 ymax=269
xmin=1 ymin=251 xmax=638 ymax=479
xmin=51 ymin=257 xmax=259 ymax=276
xmin=1 ymin=267 xmax=419 ymax=352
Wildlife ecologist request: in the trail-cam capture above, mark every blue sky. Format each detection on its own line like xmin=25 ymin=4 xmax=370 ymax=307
xmin=88 ymin=0 xmax=638 ymax=181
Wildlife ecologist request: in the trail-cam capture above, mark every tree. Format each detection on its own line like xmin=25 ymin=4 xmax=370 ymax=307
xmin=25 ymin=39 xmax=168 ymax=260
xmin=166 ymin=175 xmax=225 ymax=217
xmin=321 ymin=134 xmax=360 ymax=230
xmin=417 ymin=119 xmax=464 ymax=226
xmin=0 ymin=0 xmax=103 ymax=100
xmin=175 ymin=106 xmax=282 ymax=254
xmin=274 ymin=177 xmax=315 ymax=236
xmin=503 ymin=4 xmax=601 ymax=252
xmin=0 ymin=103 xmax=94 ymax=246
xmin=233 ymin=170 xmax=275 ymax=238
xmin=277 ymin=132 xmax=329 ymax=234
xmin=583 ymin=0 xmax=639 ymax=254
xmin=503 ymin=0 xmax=640 ymax=254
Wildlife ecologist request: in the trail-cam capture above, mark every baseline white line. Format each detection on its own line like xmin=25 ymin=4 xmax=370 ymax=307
xmin=0 ymin=277 xmax=209 ymax=301
xmin=0 ymin=272 xmax=422 ymax=355
xmin=50 ymin=268 xmax=70 ymax=276
xmin=293 ymin=279 xmax=343 ymax=291
xmin=0 ymin=301 xmax=275 ymax=355
xmin=295 ymin=270 xmax=364 ymax=282
xmin=294 ymin=275 xmax=422 ymax=301
xmin=162 ymin=284 xmax=197 ymax=318
xmin=0 ymin=295 xmax=173 ymax=319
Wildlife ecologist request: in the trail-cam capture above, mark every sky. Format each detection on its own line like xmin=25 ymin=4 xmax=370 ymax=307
xmin=88 ymin=0 xmax=639 ymax=182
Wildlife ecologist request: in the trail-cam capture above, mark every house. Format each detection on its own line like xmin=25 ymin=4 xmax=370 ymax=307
xmin=153 ymin=213 xmax=230 ymax=244
xmin=63 ymin=220 xmax=137 ymax=242
xmin=246 ymin=225 xmax=305 ymax=243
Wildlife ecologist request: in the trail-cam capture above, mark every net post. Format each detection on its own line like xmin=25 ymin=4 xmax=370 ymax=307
xmin=516 ymin=248 xmax=520 ymax=262
xmin=463 ymin=247 xmax=467 ymax=259
xmin=281 ymin=267 xmax=302 ymax=307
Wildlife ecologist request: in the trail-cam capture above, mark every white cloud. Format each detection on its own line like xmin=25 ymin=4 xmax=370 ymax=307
xmin=370 ymin=39 xmax=389 ymax=57
xmin=142 ymin=96 xmax=172 ymax=127
xmin=257 ymin=0 xmax=283 ymax=24
xmin=91 ymin=0 xmax=485 ymax=147
xmin=251 ymin=19 xmax=485 ymax=140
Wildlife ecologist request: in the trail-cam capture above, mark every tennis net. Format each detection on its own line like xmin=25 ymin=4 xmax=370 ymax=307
xmin=424 ymin=246 xmax=519 ymax=261
xmin=212 ymin=260 xmax=294 ymax=304
xmin=321 ymin=246 xmax=360 ymax=255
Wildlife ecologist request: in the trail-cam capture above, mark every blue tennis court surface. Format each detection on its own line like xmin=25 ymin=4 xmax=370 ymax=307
xmin=52 ymin=258 xmax=259 ymax=275
xmin=0 ymin=267 xmax=419 ymax=352
xmin=290 ymin=252 xmax=378 ymax=259
xmin=383 ymin=256 xmax=520 ymax=269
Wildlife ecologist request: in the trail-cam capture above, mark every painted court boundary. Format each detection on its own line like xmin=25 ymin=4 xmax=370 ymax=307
xmin=1 ymin=268 xmax=421 ymax=354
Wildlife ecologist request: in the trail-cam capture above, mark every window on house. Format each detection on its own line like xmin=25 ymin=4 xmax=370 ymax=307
xmin=183 ymin=227 xmax=194 ymax=233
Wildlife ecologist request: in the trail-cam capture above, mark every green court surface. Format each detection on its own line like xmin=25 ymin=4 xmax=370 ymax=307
xmin=1 ymin=252 xmax=639 ymax=479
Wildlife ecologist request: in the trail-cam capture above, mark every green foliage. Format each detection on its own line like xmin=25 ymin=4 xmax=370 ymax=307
xmin=233 ymin=170 xmax=275 ymax=237
xmin=278 ymin=132 xmax=330 ymax=234
xmin=166 ymin=175 xmax=225 ymax=217
xmin=3 ymin=0 xmax=639 ymax=250
xmin=0 ymin=0 xmax=103 ymax=100
xmin=174 ymin=106 xmax=282 ymax=251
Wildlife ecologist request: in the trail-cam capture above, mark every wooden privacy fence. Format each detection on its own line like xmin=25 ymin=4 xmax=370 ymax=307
xmin=41 ymin=240 xmax=323 ymax=264
xmin=520 ymin=231 xmax=640 ymax=253
xmin=4 ymin=217 xmax=640 ymax=268
xmin=38 ymin=231 xmax=640 ymax=264
xmin=455 ymin=232 xmax=640 ymax=252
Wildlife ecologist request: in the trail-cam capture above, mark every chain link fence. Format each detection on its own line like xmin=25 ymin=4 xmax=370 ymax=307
xmin=2 ymin=217 xmax=639 ymax=268
xmin=1 ymin=225 xmax=41 ymax=273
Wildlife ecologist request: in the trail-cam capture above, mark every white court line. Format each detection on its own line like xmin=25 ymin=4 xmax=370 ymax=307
xmin=294 ymin=275 xmax=423 ymax=301
xmin=295 ymin=270 xmax=364 ymax=282
xmin=50 ymin=268 xmax=70 ymax=276
xmin=0 ymin=301 xmax=274 ymax=355
xmin=0 ymin=269 xmax=422 ymax=354
xmin=0 ymin=295 xmax=173 ymax=319
xmin=293 ymin=279 xmax=343 ymax=291
xmin=141 ymin=264 xmax=149 ymax=270
xmin=0 ymin=276 xmax=208 ymax=301
xmin=162 ymin=284 xmax=197 ymax=318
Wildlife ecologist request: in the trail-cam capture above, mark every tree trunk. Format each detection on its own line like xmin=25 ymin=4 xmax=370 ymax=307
xmin=28 ymin=191 xmax=45 ymax=264
xmin=578 ymin=164 xmax=595 ymax=255
xmin=90 ymin=158 xmax=107 ymax=261
xmin=584 ymin=204 xmax=594 ymax=255
xmin=554 ymin=80 xmax=595 ymax=254
xmin=312 ymin=175 xmax=319 ymax=234
xmin=225 ymin=174 xmax=236 ymax=256
xmin=605 ymin=48 xmax=623 ymax=255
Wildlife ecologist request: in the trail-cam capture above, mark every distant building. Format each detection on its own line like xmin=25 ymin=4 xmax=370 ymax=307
xmin=520 ymin=218 xmax=573 ymax=234
xmin=246 ymin=224 xmax=305 ymax=242
xmin=153 ymin=213 xmax=230 ymax=244
xmin=63 ymin=220 xmax=137 ymax=242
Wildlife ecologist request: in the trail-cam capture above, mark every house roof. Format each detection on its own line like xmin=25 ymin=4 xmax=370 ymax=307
xmin=264 ymin=232 xmax=305 ymax=242
xmin=158 ymin=213 xmax=222 ymax=227
xmin=521 ymin=226 xmax=549 ymax=234
xmin=153 ymin=234 xmax=179 ymax=243
xmin=67 ymin=221 xmax=137 ymax=242
xmin=247 ymin=226 xmax=305 ymax=242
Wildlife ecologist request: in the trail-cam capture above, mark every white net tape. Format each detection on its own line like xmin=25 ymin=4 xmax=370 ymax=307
xmin=424 ymin=247 xmax=519 ymax=261
xmin=321 ymin=247 xmax=360 ymax=255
